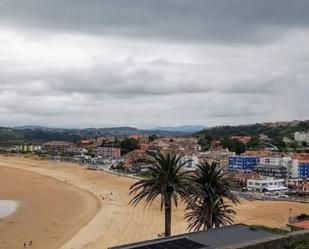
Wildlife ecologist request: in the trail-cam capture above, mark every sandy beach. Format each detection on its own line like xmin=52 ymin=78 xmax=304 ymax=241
xmin=0 ymin=163 xmax=100 ymax=249
xmin=0 ymin=155 xmax=308 ymax=249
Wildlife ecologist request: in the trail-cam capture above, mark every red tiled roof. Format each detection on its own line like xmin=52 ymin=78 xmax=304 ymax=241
xmin=80 ymin=140 xmax=91 ymax=144
xmin=292 ymin=153 xmax=309 ymax=160
xmin=290 ymin=220 xmax=309 ymax=230
xmin=244 ymin=150 xmax=273 ymax=157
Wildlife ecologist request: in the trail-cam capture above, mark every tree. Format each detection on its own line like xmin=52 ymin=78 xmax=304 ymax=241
xmin=185 ymin=161 xmax=239 ymax=231
xmin=129 ymin=153 xmax=190 ymax=236
xmin=246 ymin=135 xmax=260 ymax=149
xmin=149 ymin=135 xmax=158 ymax=142
xmin=120 ymin=138 xmax=139 ymax=155
xmin=221 ymin=138 xmax=246 ymax=155
xmin=234 ymin=140 xmax=246 ymax=155
xmin=272 ymin=137 xmax=286 ymax=149
xmin=197 ymin=134 xmax=213 ymax=151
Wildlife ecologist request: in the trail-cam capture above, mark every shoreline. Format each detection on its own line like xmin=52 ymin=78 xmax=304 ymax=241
xmin=0 ymin=200 xmax=19 ymax=219
xmin=0 ymin=155 xmax=309 ymax=249
xmin=0 ymin=163 xmax=100 ymax=249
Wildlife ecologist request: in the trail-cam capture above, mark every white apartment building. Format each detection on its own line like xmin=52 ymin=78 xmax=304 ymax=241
xmin=260 ymin=156 xmax=292 ymax=167
xmin=259 ymin=156 xmax=299 ymax=178
xmin=247 ymin=177 xmax=287 ymax=192
xmin=294 ymin=131 xmax=309 ymax=143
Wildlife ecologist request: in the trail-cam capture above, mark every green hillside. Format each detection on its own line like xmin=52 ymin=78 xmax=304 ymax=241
xmin=196 ymin=120 xmax=309 ymax=151
xmin=0 ymin=128 xmax=81 ymax=145
xmin=0 ymin=126 xmax=188 ymax=146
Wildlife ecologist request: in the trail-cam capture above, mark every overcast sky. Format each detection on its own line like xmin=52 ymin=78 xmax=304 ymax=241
xmin=0 ymin=0 xmax=309 ymax=128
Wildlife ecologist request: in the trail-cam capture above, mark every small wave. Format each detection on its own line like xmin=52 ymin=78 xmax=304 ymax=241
xmin=0 ymin=200 xmax=18 ymax=218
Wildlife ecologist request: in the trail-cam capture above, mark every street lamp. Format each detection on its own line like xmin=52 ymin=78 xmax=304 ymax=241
xmin=289 ymin=208 xmax=293 ymax=224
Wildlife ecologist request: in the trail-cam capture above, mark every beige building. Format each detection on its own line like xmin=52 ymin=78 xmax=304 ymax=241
xmin=199 ymin=151 xmax=234 ymax=171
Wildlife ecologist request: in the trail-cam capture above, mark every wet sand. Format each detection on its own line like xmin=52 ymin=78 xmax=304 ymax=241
xmin=0 ymin=164 xmax=100 ymax=249
xmin=0 ymin=155 xmax=308 ymax=249
xmin=0 ymin=200 xmax=18 ymax=219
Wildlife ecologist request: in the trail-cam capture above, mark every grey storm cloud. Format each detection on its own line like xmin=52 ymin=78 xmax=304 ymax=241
xmin=0 ymin=0 xmax=309 ymax=127
xmin=0 ymin=60 xmax=286 ymax=97
xmin=1 ymin=0 xmax=309 ymax=43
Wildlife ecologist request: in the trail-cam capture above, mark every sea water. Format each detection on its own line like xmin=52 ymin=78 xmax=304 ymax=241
xmin=0 ymin=200 xmax=18 ymax=218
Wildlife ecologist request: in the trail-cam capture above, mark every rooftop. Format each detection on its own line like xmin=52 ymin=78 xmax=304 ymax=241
xmin=43 ymin=141 xmax=74 ymax=146
xmin=248 ymin=177 xmax=285 ymax=182
xmin=109 ymin=224 xmax=274 ymax=249
xmin=244 ymin=150 xmax=273 ymax=157
xmin=289 ymin=220 xmax=309 ymax=230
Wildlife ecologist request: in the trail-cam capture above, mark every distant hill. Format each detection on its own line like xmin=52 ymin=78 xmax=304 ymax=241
xmin=14 ymin=125 xmax=49 ymax=130
xmin=0 ymin=127 xmax=81 ymax=145
xmin=152 ymin=125 xmax=205 ymax=133
xmin=0 ymin=126 xmax=188 ymax=145
xmin=70 ymin=127 xmax=188 ymax=137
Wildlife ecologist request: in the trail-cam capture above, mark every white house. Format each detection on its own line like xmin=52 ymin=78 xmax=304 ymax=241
xmin=294 ymin=131 xmax=309 ymax=143
xmin=179 ymin=154 xmax=199 ymax=170
xmin=247 ymin=177 xmax=287 ymax=192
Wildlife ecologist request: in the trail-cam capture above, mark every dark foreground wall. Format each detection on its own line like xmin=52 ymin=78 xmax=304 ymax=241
xmin=221 ymin=230 xmax=309 ymax=249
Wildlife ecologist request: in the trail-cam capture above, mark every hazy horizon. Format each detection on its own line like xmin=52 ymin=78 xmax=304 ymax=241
xmin=3 ymin=118 xmax=308 ymax=130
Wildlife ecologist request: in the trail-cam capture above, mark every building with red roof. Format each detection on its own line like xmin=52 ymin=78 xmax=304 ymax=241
xmin=292 ymin=153 xmax=309 ymax=161
xmin=123 ymin=149 xmax=148 ymax=168
xmin=288 ymin=220 xmax=309 ymax=231
xmin=79 ymin=140 xmax=91 ymax=148
xmin=43 ymin=141 xmax=76 ymax=152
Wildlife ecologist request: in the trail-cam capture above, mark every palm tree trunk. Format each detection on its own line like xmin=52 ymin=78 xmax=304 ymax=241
xmin=164 ymin=194 xmax=172 ymax=236
xmin=215 ymin=221 xmax=220 ymax=228
xmin=206 ymin=205 xmax=213 ymax=229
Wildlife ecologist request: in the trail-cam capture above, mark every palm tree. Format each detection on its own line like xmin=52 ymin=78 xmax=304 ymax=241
xmin=185 ymin=161 xmax=239 ymax=231
xmin=185 ymin=196 xmax=237 ymax=231
xmin=129 ymin=153 xmax=191 ymax=236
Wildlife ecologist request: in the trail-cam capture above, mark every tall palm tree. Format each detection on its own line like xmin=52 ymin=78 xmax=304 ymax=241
xmin=185 ymin=196 xmax=237 ymax=231
xmin=129 ymin=153 xmax=190 ymax=236
xmin=185 ymin=161 xmax=239 ymax=231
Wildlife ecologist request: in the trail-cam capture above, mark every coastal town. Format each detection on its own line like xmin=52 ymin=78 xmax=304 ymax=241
xmin=1 ymin=125 xmax=309 ymax=248
xmin=1 ymin=1 xmax=309 ymax=248
xmin=2 ymin=129 xmax=309 ymax=201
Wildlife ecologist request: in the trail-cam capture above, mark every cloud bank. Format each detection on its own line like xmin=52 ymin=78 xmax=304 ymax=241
xmin=0 ymin=1 xmax=308 ymax=128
